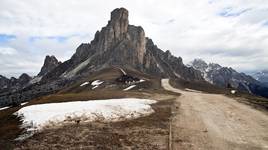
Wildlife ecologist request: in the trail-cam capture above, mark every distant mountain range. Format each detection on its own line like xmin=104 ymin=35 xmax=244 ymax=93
xmin=252 ymin=70 xmax=268 ymax=86
xmin=0 ymin=8 xmax=267 ymax=107
xmin=189 ymin=59 xmax=268 ymax=98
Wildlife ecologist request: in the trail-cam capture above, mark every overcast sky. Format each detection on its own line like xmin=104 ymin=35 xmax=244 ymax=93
xmin=0 ymin=0 xmax=268 ymax=77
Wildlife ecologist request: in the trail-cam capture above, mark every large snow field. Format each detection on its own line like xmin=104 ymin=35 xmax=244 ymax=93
xmin=15 ymin=98 xmax=156 ymax=131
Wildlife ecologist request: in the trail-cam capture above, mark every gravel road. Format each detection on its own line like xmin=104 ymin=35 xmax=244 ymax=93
xmin=162 ymin=79 xmax=268 ymax=150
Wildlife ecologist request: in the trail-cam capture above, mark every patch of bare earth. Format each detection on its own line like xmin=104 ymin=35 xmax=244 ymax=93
xmin=14 ymin=95 xmax=175 ymax=150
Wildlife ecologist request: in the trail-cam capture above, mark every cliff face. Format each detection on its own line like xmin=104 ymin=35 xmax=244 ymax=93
xmin=43 ymin=8 xmax=203 ymax=81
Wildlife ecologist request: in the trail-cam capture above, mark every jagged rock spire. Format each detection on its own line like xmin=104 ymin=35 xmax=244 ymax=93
xmin=38 ymin=55 xmax=61 ymax=76
xmin=109 ymin=8 xmax=129 ymax=35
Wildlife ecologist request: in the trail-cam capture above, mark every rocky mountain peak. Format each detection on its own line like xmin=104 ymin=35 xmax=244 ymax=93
xmin=18 ymin=73 xmax=32 ymax=85
xmin=103 ymin=7 xmax=130 ymax=48
xmin=191 ymin=59 xmax=223 ymax=72
xmin=191 ymin=59 xmax=208 ymax=72
xmin=19 ymin=73 xmax=31 ymax=80
xmin=38 ymin=55 xmax=61 ymax=76
xmin=10 ymin=77 xmax=17 ymax=82
xmin=109 ymin=8 xmax=129 ymax=31
xmin=208 ymin=63 xmax=221 ymax=70
xmin=69 ymin=7 xmax=146 ymax=69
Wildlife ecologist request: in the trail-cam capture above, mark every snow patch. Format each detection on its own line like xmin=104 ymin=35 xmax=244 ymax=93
xmin=203 ymin=72 xmax=213 ymax=84
xmin=173 ymin=72 xmax=181 ymax=78
xmin=91 ymin=80 xmax=103 ymax=86
xmin=15 ymin=98 xmax=156 ymax=131
xmin=156 ymin=63 xmax=164 ymax=73
xmin=119 ymin=68 xmax=126 ymax=75
xmin=0 ymin=106 xmax=10 ymax=111
xmin=185 ymin=88 xmax=202 ymax=93
xmin=80 ymin=82 xmax=89 ymax=87
xmin=123 ymin=85 xmax=136 ymax=91
xmin=21 ymin=102 xmax=28 ymax=106
xmin=91 ymin=80 xmax=103 ymax=89
xmin=231 ymin=90 xmax=236 ymax=94
xmin=139 ymin=79 xmax=145 ymax=83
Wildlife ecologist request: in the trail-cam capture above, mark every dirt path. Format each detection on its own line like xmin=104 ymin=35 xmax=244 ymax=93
xmin=162 ymin=79 xmax=268 ymax=150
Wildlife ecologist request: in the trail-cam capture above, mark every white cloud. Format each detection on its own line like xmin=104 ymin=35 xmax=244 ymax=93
xmin=0 ymin=47 xmax=17 ymax=55
xmin=0 ymin=0 xmax=267 ymax=77
xmin=0 ymin=34 xmax=91 ymax=77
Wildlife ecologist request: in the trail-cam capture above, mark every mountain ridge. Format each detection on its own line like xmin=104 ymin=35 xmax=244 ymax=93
xmin=189 ymin=58 xmax=268 ymax=98
xmin=0 ymin=73 xmax=32 ymax=93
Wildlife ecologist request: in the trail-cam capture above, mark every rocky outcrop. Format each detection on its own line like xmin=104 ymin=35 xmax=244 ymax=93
xmin=38 ymin=55 xmax=61 ymax=76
